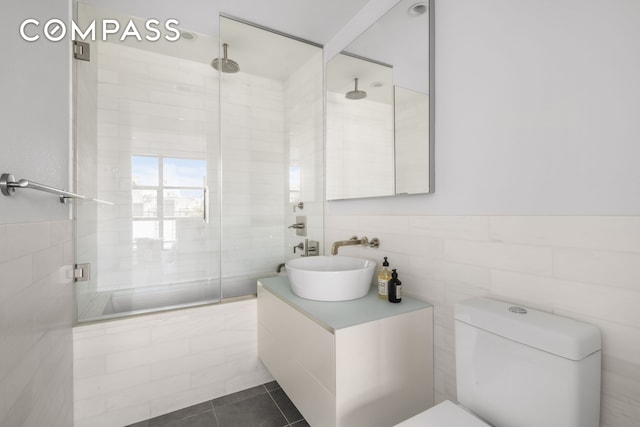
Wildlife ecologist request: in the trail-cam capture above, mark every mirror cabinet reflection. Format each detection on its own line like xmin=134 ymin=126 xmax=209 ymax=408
xmin=326 ymin=0 xmax=434 ymax=200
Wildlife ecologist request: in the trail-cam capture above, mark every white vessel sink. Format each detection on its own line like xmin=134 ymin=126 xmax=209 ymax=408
xmin=285 ymin=256 xmax=376 ymax=301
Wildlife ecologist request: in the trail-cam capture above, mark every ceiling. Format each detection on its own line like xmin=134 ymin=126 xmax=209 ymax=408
xmin=343 ymin=0 xmax=429 ymax=94
xmin=218 ymin=17 xmax=321 ymax=81
xmin=79 ymin=0 xmax=429 ymax=87
xmin=81 ymin=0 xmax=372 ymax=45
xmin=80 ymin=3 xmax=326 ymax=81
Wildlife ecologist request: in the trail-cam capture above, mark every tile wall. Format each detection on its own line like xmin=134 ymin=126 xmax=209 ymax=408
xmin=0 ymin=220 xmax=74 ymax=426
xmin=220 ymin=70 xmax=286 ymax=281
xmin=394 ymin=88 xmax=430 ymax=195
xmin=326 ymin=92 xmax=394 ymax=200
xmin=90 ymin=41 xmax=220 ymax=293
xmin=73 ymin=298 xmax=272 ymax=427
xmin=284 ymin=51 xmax=324 ymax=256
xmin=325 ymin=214 xmax=640 ymax=427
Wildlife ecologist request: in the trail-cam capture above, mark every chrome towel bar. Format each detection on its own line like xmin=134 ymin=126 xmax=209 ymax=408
xmin=0 ymin=173 xmax=113 ymax=205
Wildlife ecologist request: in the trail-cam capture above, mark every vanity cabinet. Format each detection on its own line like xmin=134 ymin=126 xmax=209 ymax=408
xmin=257 ymin=277 xmax=433 ymax=427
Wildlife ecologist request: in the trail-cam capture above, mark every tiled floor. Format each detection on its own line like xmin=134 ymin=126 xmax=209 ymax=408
xmin=126 ymin=381 xmax=309 ymax=427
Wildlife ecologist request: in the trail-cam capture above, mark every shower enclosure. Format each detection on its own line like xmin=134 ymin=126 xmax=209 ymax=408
xmin=74 ymin=5 xmax=323 ymax=322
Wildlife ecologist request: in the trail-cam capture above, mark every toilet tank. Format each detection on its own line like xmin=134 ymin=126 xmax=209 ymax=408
xmin=454 ymin=298 xmax=601 ymax=427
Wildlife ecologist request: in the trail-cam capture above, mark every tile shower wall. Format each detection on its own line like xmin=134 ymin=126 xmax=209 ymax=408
xmin=220 ymin=71 xmax=286 ymax=282
xmin=78 ymin=36 xmax=288 ymax=312
xmin=0 ymin=220 xmax=74 ymax=426
xmin=284 ymin=51 xmax=324 ymax=257
xmin=73 ymin=298 xmax=272 ymax=427
xmin=325 ymin=214 xmax=640 ymax=427
xmin=326 ymin=92 xmax=394 ymax=199
xmin=87 ymin=41 xmax=220 ymax=293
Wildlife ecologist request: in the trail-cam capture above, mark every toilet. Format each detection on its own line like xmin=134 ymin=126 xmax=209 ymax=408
xmin=396 ymin=297 xmax=601 ymax=427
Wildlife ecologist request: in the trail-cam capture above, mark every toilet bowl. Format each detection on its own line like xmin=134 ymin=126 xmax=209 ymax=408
xmin=395 ymin=400 xmax=489 ymax=426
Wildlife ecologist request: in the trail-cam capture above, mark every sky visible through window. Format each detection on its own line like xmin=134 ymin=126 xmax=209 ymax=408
xmin=131 ymin=155 xmax=207 ymax=246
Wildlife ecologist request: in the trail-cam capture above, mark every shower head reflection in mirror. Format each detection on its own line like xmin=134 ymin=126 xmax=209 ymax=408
xmin=326 ymin=0 xmax=434 ymax=200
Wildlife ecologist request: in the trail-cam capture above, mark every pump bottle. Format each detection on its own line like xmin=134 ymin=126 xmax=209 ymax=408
xmin=377 ymin=257 xmax=391 ymax=299
xmin=388 ymin=269 xmax=402 ymax=303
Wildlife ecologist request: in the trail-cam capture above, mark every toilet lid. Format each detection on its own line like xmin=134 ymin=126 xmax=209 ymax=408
xmin=394 ymin=401 xmax=491 ymax=427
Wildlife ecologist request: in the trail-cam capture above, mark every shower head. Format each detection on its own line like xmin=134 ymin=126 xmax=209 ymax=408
xmin=211 ymin=43 xmax=240 ymax=73
xmin=345 ymin=78 xmax=367 ymax=100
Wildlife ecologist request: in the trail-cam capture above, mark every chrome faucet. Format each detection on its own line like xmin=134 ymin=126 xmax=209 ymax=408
xmin=330 ymin=235 xmax=380 ymax=255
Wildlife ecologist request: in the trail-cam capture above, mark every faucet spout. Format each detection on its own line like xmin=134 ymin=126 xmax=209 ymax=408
xmin=330 ymin=236 xmax=369 ymax=255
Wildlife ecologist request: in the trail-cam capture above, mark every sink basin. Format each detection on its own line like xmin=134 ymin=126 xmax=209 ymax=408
xmin=285 ymin=256 xmax=376 ymax=301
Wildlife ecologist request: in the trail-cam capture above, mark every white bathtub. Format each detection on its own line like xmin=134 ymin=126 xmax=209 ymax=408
xmin=76 ymin=273 xmax=278 ymax=322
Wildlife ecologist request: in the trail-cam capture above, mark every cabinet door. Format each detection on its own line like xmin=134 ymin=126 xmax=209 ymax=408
xmin=258 ymin=285 xmax=336 ymax=426
xmin=335 ymin=308 xmax=433 ymax=427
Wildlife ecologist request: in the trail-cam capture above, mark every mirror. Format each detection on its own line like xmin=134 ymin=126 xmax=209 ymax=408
xmin=326 ymin=0 xmax=434 ymax=200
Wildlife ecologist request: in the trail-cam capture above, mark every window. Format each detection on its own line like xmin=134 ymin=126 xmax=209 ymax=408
xmin=289 ymin=164 xmax=301 ymax=204
xmin=132 ymin=155 xmax=207 ymax=249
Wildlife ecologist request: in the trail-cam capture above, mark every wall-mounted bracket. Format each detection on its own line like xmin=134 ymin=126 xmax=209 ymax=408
xmin=74 ymin=263 xmax=91 ymax=282
xmin=73 ymin=41 xmax=90 ymax=61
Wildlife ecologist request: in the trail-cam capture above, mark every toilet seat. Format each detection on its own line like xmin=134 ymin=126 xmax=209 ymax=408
xmin=394 ymin=400 xmax=491 ymax=426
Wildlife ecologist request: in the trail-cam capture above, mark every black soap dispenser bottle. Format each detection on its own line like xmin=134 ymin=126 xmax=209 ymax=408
xmin=388 ymin=269 xmax=402 ymax=303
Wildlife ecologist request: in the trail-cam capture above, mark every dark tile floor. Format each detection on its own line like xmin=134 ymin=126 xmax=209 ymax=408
xmin=126 ymin=381 xmax=309 ymax=427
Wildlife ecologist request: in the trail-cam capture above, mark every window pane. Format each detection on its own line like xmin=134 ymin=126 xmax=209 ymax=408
xmin=289 ymin=164 xmax=301 ymax=203
xmin=164 ymin=189 xmax=204 ymax=217
xmin=163 ymin=157 xmax=206 ymax=187
xmin=163 ymin=220 xmax=176 ymax=245
xmin=132 ymin=156 xmax=159 ymax=186
xmin=132 ymin=190 xmax=158 ymax=218
xmin=132 ymin=220 xmax=159 ymax=241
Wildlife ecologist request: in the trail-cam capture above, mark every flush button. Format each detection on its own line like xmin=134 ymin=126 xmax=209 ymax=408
xmin=509 ymin=306 xmax=527 ymax=315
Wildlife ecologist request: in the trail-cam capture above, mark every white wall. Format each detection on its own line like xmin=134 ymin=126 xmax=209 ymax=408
xmin=324 ymin=1 xmax=640 ymax=426
xmin=0 ymin=0 xmax=72 ymax=223
xmin=0 ymin=0 xmax=74 ymax=426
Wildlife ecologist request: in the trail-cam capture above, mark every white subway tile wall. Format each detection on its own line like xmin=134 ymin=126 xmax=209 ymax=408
xmin=73 ymin=298 xmax=272 ymax=427
xmin=325 ymin=214 xmax=640 ymax=427
xmin=89 ymin=42 xmax=220 ymax=293
xmin=0 ymin=220 xmax=74 ymax=427
xmin=220 ymin=70 xmax=286 ymax=280
xmin=284 ymin=51 xmax=324 ymax=257
xmin=326 ymin=91 xmax=395 ymax=199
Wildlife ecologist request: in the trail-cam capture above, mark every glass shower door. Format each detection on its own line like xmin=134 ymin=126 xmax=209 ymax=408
xmin=74 ymin=6 xmax=325 ymax=323
xmin=218 ymin=16 xmax=324 ymax=299
xmin=74 ymin=3 xmax=221 ymax=322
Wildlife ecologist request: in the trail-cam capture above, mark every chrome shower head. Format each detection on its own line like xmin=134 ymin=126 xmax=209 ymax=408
xmin=211 ymin=43 xmax=240 ymax=73
xmin=345 ymin=78 xmax=367 ymax=100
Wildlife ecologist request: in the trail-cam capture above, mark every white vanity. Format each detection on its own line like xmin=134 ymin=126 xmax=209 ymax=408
xmin=257 ymin=276 xmax=434 ymax=427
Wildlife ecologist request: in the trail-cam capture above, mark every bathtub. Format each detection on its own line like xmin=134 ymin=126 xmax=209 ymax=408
xmin=76 ymin=273 xmax=277 ymax=323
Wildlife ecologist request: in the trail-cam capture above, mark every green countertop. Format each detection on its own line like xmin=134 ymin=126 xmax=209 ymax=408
xmin=258 ymin=275 xmax=432 ymax=333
